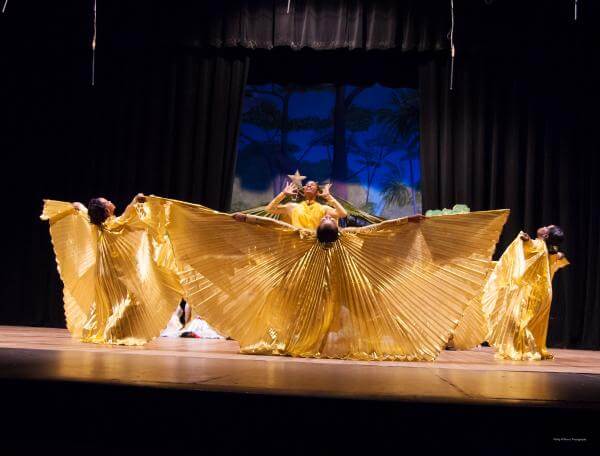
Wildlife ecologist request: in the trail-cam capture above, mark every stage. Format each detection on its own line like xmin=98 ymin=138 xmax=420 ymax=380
xmin=1 ymin=326 xmax=598 ymax=451
xmin=0 ymin=325 xmax=599 ymax=407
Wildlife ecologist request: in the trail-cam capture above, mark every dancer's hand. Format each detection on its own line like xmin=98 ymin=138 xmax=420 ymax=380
xmin=134 ymin=193 xmax=146 ymax=203
xmin=232 ymin=213 xmax=247 ymax=222
xmin=319 ymin=183 xmax=333 ymax=200
xmin=520 ymin=232 xmax=531 ymax=241
xmin=282 ymin=181 xmax=297 ymax=197
xmin=72 ymin=202 xmax=86 ymax=212
xmin=557 ymin=252 xmax=565 ymax=260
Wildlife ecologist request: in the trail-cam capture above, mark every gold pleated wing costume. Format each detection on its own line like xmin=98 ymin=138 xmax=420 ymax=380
xmin=483 ymin=233 xmax=569 ymax=360
xmin=447 ymin=283 xmax=493 ymax=350
xmin=151 ymin=196 xmax=508 ymax=361
xmin=41 ymin=200 xmax=183 ymax=345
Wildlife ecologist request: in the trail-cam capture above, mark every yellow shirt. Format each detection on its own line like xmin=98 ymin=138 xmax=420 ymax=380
xmin=290 ymin=201 xmax=328 ymax=230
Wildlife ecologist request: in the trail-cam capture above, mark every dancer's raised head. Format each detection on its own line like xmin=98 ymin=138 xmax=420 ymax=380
xmin=537 ymin=224 xmax=564 ymax=254
xmin=303 ymin=181 xmax=319 ymax=201
xmin=88 ymin=197 xmax=115 ymax=226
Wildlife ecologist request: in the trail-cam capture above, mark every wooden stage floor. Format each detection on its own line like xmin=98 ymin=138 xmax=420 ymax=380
xmin=1 ymin=325 xmax=600 ymax=409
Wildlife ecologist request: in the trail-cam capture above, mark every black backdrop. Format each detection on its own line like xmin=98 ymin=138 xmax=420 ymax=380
xmin=418 ymin=2 xmax=600 ymax=348
xmin=0 ymin=0 xmax=598 ymax=348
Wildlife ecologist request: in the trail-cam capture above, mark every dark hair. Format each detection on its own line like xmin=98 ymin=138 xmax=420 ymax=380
xmin=546 ymin=225 xmax=564 ymax=254
xmin=317 ymin=219 xmax=339 ymax=243
xmin=88 ymin=198 xmax=110 ymax=226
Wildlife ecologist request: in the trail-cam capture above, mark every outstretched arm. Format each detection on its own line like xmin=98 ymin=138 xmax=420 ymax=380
xmin=320 ymin=184 xmax=348 ymax=219
xmin=113 ymin=193 xmax=149 ymax=229
xmin=344 ymin=216 xmax=409 ymax=234
xmin=121 ymin=193 xmax=146 ymax=216
xmin=406 ymin=214 xmax=425 ymax=223
xmin=266 ymin=181 xmax=296 ymax=216
xmin=232 ymin=212 xmax=302 ymax=232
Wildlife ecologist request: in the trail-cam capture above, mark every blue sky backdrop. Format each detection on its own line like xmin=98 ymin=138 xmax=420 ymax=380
xmin=232 ymin=83 xmax=421 ymax=218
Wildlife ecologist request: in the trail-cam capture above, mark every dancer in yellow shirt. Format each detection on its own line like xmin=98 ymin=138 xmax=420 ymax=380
xmin=263 ymin=180 xmax=348 ymax=229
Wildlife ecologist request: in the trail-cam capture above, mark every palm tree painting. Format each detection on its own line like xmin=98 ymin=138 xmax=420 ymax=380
xmin=232 ymin=83 xmax=421 ymax=219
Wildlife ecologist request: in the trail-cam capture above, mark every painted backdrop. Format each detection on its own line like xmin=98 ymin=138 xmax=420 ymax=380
xmin=232 ymin=84 xmax=420 ymax=219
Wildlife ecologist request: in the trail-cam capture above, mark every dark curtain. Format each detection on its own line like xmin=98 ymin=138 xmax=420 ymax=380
xmin=176 ymin=0 xmax=447 ymax=51
xmin=2 ymin=0 xmax=599 ymax=349
xmin=93 ymin=50 xmax=249 ymax=210
xmin=0 ymin=15 xmax=248 ymax=327
xmin=419 ymin=44 xmax=600 ymax=348
xmin=247 ymin=48 xmax=419 ymax=87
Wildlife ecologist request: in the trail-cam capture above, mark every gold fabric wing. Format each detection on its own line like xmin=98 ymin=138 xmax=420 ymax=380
xmin=449 ymin=289 xmax=490 ymax=350
xmin=330 ymin=210 xmax=509 ymax=359
xmin=41 ymin=200 xmax=97 ymax=338
xmin=148 ymin=196 xmax=317 ymax=352
xmin=483 ymin=234 xmax=569 ymax=360
xmin=42 ymin=200 xmax=183 ymax=345
xmin=154 ymin=195 xmax=508 ymax=361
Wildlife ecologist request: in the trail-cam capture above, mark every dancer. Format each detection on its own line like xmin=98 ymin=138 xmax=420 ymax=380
xmin=149 ymin=194 xmax=508 ymax=361
xmin=161 ymin=301 xmax=224 ymax=339
xmin=264 ymin=180 xmax=348 ymax=229
xmin=41 ymin=194 xmax=183 ymax=345
xmin=483 ymin=225 xmax=569 ymax=360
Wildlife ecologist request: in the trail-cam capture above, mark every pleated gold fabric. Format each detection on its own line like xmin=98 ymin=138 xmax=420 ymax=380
xmin=151 ymin=196 xmax=508 ymax=361
xmin=449 ymin=290 xmax=490 ymax=350
xmin=483 ymin=234 xmax=569 ymax=360
xmin=41 ymin=200 xmax=183 ymax=345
